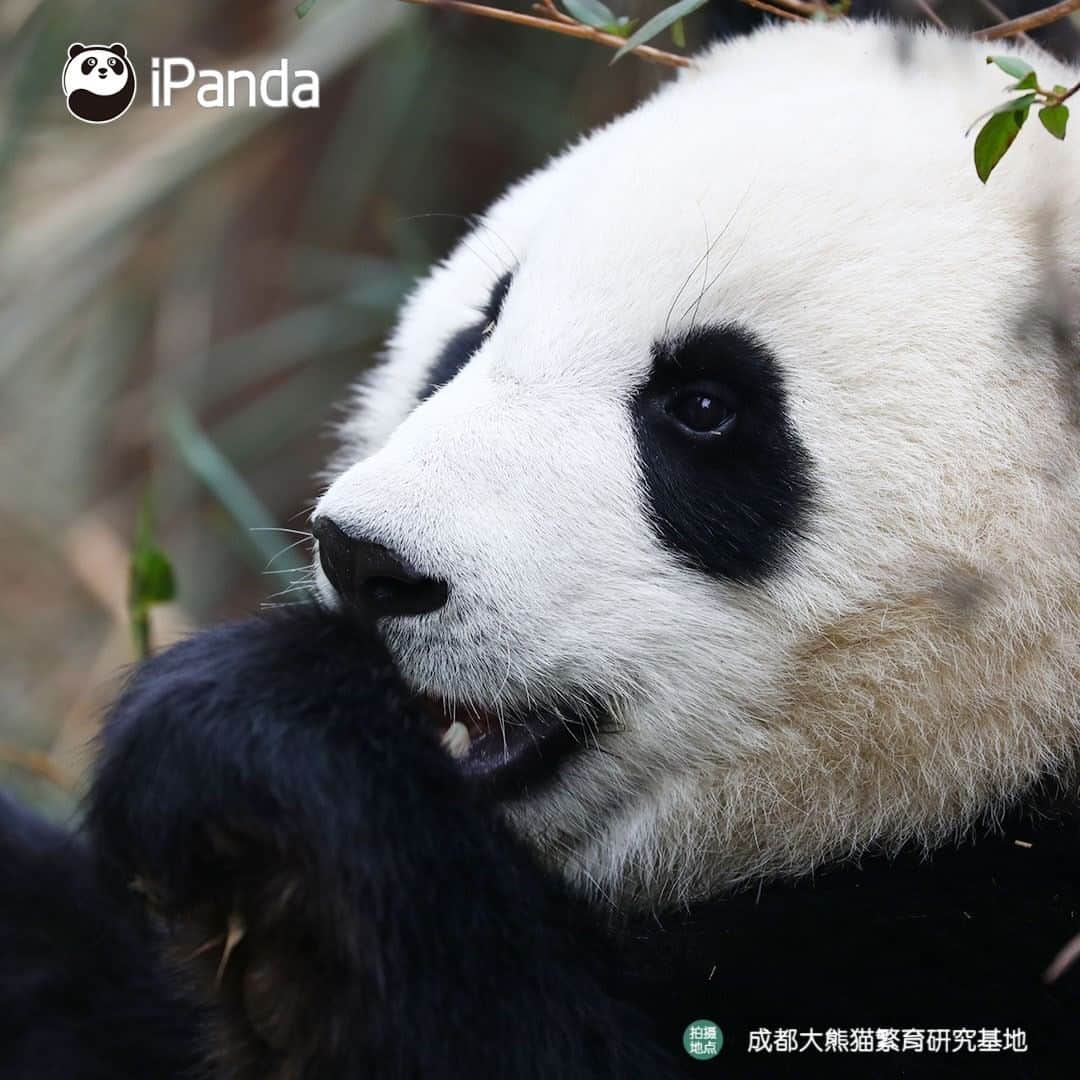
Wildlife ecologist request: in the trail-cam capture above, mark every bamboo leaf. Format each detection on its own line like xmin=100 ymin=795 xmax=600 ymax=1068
xmin=1039 ymin=104 xmax=1069 ymax=140
xmin=562 ymin=0 xmax=619 ymax=29
xmin=973 ymin=108 xmax=1026 ymax=183
xmin=611 ymin=0 xmax=708 ymax=63
xmin=986 ymin=55 xmax=1035 ymax=80
xmin=129 ymin=494 xmax=177 ymax=660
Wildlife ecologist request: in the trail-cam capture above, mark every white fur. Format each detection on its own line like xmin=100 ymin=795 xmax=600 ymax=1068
xmin=315 ymin=22 xmax=1080 ymax=908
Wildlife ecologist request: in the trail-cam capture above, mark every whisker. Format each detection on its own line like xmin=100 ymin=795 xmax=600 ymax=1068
xmin=263 ymin=581 xmax=316 ymax=603
xmin=287 ymin=504 xmax=317 ymax=525
xmin=263 ymin=535 xmax=314 ymax=570
xmin=465 ymin=214 xmax=514 ymax=276
xmin=681 ymin=225 xmax=752 ymax=322
xmin=396 ymin=211 xmax=518 ymax=273
xmin=664 ymin=181 xmax=753 ymax=337
xmin=689 ymin=204 xmax=711 ymax=331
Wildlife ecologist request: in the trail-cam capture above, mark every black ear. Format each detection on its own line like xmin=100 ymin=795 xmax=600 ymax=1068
xmin=68 ymin=42 xmax=86 ymax=59
xmin=108 ymin=43 xmax=126 ymax=58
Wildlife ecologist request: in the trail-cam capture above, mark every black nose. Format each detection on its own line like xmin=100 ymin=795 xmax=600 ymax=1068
xmin=313 ymin=517 xmax=449 ymax=617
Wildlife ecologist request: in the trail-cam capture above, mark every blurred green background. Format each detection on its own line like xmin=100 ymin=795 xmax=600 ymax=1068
xmin=0 ymin=0 xmax=668 ymax=818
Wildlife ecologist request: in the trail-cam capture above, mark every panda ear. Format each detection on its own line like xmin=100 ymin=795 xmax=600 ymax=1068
xmin=68 ymin=43 xmax=86 ymax=59
xmin=108 ymin=43 xmax=126 ymax=58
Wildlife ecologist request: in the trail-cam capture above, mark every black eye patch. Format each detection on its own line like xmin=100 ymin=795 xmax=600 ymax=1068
xmin=631 ymin=325 xmax=815 ymax=582
xmin=419 ymin=272 xmax=513 ymax=403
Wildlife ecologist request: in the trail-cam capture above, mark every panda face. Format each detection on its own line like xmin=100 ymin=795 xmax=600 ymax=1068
xmin=63 ymin=43 xmax=135 ymax=123
xmin=314 ymin=23 xmax=1080 ymax=905
xmin=67 ymin=50 xmax=128 ymax=95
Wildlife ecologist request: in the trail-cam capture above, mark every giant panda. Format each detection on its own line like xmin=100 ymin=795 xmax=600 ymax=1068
xmin=2 ymin=18 xmax=1079 ymax=1080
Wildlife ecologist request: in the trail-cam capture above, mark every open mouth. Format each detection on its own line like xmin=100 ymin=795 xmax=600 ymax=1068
xmin=421 ymin=697 xmax=596 ymax=799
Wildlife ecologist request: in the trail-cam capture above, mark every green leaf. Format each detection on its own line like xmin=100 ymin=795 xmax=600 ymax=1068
xmin=611 ymin=0 xmax=709 ymax=63
xmin=131 ymin=547 xmax=177 ymax=607
xmin=1039 ymin=103 xmax=1069 ymax=139
xmin=129 ymin=495 xmax=178 ymax=660
xmin=973 ymin=108 xmax=1027 ymax=183
xmin=562 ymin=0 xmax=619 ymax=28
xmin=295 ymin=0 xmax=317 ymax=16
xmin=965 ymin=91 xmax=1037 ymax=136
xmin=602 ymin=15 xmax=637 ymax=36
xmin=1009 ymin=72 xmax=1038 ymax=91
xmin=671 ymin=16 xmax=686 ymax=48
xmin=995 ymin=91 xmax=1036 ymax=116
xmin=1053 ymin=85 xmax=1069 ymax=96
xmin=986 ymin=55 xmax=1035 ymax=80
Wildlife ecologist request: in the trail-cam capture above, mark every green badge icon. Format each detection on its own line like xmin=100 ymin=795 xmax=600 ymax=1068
xmin=683 ymin=1019 xmax=723 ymax=1060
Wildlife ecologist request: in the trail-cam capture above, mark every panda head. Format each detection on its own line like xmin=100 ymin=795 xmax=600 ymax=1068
xmin=313 ymin=23 xmax=1080 ymax=907
xmin=63 ymin=43 xmax=135 ymax=124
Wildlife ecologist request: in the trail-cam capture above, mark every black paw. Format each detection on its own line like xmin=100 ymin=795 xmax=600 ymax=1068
xmin=88 ymin=606 xmax=439 ymax=905
xmin=87 ymin=607 xmax=462 ymax=1076
xmin=87 ymin=606 xmax=676 ymax=1080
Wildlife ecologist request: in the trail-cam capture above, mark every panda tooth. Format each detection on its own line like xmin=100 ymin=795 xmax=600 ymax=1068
xmin=441 ymin=720 xmax=471 ymax=760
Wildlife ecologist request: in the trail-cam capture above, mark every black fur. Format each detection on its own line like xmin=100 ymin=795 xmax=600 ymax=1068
xmin=2 ymin=608 xmax=1078 ymax=1078
xmin=622 ymin=792 xmax=1080 ymax=1077
xmin=419 ymin=271 xmax=513 ymax=401
xmin=632 ymin=325 xmax=815 ymax=581
xmin=82 ymin=608 xmax=677 ymax=1080
xmin=0 ymin=793 xmax=200 ymax=1080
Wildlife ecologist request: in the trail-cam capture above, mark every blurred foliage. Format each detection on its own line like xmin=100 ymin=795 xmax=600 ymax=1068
xmin=128 ymin=492 xmax=177 ymax=661
xmin=0 ymin=0 xmax=666 ymax=818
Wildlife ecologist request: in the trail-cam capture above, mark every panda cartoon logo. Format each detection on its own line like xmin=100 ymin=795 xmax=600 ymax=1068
xmin=62 ymin=43 xmax=136 ymax=124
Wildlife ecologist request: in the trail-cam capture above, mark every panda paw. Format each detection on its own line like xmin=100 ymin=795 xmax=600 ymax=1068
xmin=88 ymin=606 xmax=676 ymax=1080
xmin=87 ymin=606 xmax=460 ymax=1077
xmin=88 ymin=605 xmax=435 ymax=898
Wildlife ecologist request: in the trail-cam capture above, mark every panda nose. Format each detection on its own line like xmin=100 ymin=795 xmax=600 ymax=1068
xmin=312 ymin=517 xmax=449 ymax=618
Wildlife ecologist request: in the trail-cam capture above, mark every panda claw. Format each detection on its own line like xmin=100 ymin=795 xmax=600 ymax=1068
xmin=441 ymin=720 xmax=471 ymax=760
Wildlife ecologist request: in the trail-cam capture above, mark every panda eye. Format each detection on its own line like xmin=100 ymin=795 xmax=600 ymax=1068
xmin=666 ymin=388 xmax=736 ymax=436
xmin=108 ymin=57 xmax=121 ymax=70
xmin=82 ymin=57 xmax=96 ymax=74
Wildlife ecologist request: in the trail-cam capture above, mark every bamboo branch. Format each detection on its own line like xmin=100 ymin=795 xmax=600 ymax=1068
xmin=1045 ymin=930 xmax=1080 ymax=983
xmin=398 ymin=0 xmax=694 ymax=66
xmin=737 ymin=0 xmax=807 ymax=22
xmin=1058 ymin=78 xmax=1080 ymax=103
xmin=403 ymin=0 xmax=1080 ymax=62
xmin=973 ymin=0 xmax=1035 ymax=45
xmin=974 ymin=0 xmax=1080 ymax=39
xmin=912 ymin=0 xmax=948 ymax=31
xmin=532 ymin=0 xmax=583 ymax=25
xmin=765 ymin=0 xmax=820 ymax=15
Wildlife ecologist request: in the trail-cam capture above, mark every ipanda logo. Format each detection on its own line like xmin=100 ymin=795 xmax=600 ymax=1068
xmin=150 ymin=57 xmax=320 ymax=110
xmin=63 ymin=43 xmax=136 ymax=124
xmin=63 ymin=41 xmax=319 ymax=124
